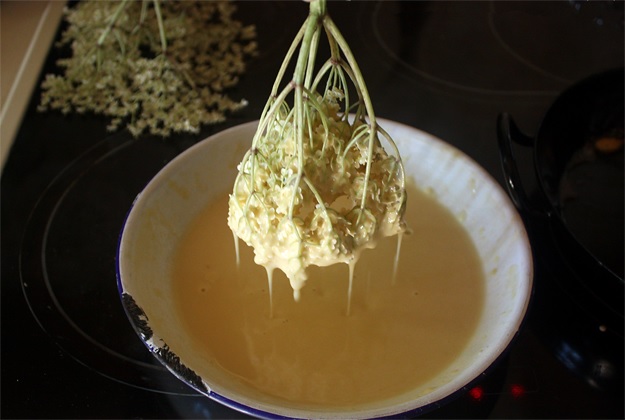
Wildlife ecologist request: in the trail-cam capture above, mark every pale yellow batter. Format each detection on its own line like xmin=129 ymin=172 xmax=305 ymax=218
xmin=172 ymin=184 xmax=484 ymax=408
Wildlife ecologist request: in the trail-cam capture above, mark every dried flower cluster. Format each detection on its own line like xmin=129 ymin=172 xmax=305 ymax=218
xmin=38 ymin=0 xmax=257 ymax=137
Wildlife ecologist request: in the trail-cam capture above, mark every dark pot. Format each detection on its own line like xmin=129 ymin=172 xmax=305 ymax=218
xmin=498 ymin=68 xmax=624 ymax=317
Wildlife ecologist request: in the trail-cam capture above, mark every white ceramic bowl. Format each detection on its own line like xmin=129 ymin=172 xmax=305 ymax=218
xmin=117 ymin=119 xmax=533 ymax=419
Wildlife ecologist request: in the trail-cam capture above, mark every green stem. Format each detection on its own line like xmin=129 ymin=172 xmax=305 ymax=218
xmin=97 ymin=0 xmax=129 ymax=47
xmin=293 ymin=2 xmax=324 ymax=86
xmin=252 ymin=81 xmax=295 ymax=149
xmin=289 ymin=2 xmax=324 ymax=219
xmin=323 ymin=15 xmax=378 ymax=213
xmin=152 ymin=0 xmax=167 ymax=54
xmin=303 ymin=177 xmax=333 ymax=227
xmin=96 ymin=0 xmax=130 ymax=71
xmin=139 ymin=0 xmax=148 ymax=25
xmin=323 ymin=16 xmax=376 ymax=128
xmin=268 ymin=21 xmax=307 ymax=99
xmin=304 ymin=23 xmax=321 ymax=90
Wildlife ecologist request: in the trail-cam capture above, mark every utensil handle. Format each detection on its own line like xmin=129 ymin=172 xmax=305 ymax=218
xmin=497 ymin=113 xmax=545 ymax=217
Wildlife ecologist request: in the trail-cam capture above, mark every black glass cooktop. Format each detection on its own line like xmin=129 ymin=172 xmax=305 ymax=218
xmin=2 ymin=1 xmax=623 ymax=418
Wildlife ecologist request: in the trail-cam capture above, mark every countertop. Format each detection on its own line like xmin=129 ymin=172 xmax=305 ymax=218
xmin=0 ymin=0 xmax=65 ymax=168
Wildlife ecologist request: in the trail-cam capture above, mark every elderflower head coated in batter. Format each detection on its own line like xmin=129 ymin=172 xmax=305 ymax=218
xmin=228 ymin=0 xmax=407 ymax=300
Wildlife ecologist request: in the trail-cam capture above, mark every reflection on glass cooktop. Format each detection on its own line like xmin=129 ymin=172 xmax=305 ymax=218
xmin=19 ymin=133 xmax=197 ymax=394
xmin=372 ymin=1 xmax=623 ymax=94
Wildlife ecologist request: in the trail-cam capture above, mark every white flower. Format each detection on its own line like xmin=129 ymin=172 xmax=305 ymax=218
xmin=229 ymin=90 xmax=406 ymax=298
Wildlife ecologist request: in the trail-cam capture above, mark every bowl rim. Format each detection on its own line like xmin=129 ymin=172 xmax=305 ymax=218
xmin=116 ymin=119 xmax=534 ymax=419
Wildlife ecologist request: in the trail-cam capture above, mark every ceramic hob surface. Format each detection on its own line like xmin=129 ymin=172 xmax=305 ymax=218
xmin=2 ymin=1 xmax=623 ymax=418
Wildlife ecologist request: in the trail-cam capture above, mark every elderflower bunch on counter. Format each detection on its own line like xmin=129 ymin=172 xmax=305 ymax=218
xmin=38 ymin=0 xmax=257 ymax=137
xmin=228 ymin=0 xmax=407 ymax=300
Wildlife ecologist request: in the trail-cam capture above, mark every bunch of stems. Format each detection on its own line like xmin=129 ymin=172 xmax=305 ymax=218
xmin=239 ymin=0 xmax=405 ymax=232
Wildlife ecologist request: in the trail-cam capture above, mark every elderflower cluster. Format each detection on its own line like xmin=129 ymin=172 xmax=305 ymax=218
xmin=228 ymin=91 xmax=406 ymax=298
xmin=38 ymin=1 xmax=257 ymax=137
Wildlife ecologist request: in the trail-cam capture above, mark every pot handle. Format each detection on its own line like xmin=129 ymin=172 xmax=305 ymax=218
xmin=497 ymin=113 xmax=545 ymax=217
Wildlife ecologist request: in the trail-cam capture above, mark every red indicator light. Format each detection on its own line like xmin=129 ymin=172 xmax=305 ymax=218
xmin=510 ymin=383 xmax=525 ymax=398
xmin=468 ymin=386 xmax=484 ymax=401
